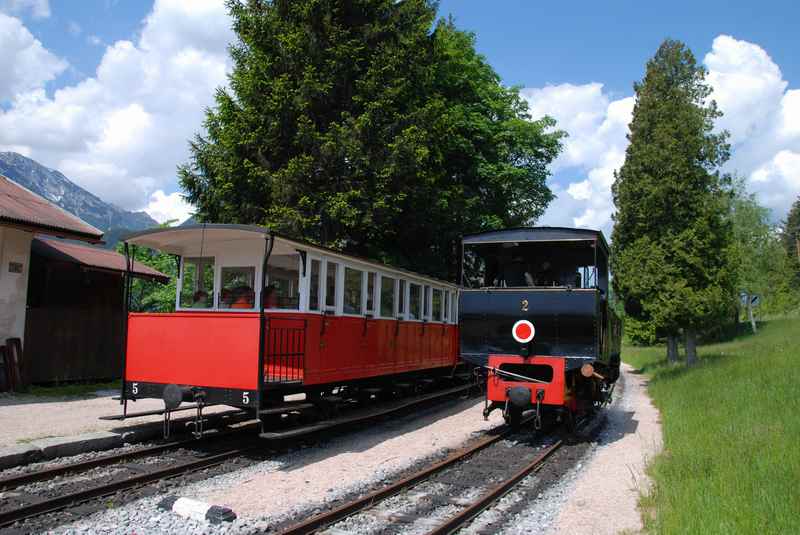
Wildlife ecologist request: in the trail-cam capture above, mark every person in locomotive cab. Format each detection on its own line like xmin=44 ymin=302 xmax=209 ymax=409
xmin=535 ymin=261 xmax=556 ymax=286
xmin=501 ymin=256 xmax=534 ymax=287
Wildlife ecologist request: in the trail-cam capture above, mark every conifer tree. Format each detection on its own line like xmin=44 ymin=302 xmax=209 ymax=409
xmin=611 ymin=39 xmax=734 ymax=365
xmin=179 ymin=0 xmax=563 ymax=278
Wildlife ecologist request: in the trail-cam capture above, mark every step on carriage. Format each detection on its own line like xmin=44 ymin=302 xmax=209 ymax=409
xmin=458 ymin=227 xmax=622 ymax=429
xmin=118 ymin=224 xmax=461 ymax=437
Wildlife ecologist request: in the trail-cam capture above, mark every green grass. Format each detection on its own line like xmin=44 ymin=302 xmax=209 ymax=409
xmin=25 ymin=380 xmax=121 ymax=398
xmin=625 ymin=319 xmax=800 ymax=534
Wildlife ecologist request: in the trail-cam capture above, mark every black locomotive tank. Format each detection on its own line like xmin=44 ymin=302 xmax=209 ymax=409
xmin=460 ymin=288 xmax=599 ymax=370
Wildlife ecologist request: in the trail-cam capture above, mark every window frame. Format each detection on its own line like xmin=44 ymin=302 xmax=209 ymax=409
xmin=177 ymin=255 xmax=217 ymax=310
xmin=218 ymin=265 xmax=257 ymax=310
xmin=263 ymin=251 xmax=303 ymax=312
xmin=378 ymin=273 xmax=397 ymax=319
xmin=343 ymin=265 xmax=364 ymax=316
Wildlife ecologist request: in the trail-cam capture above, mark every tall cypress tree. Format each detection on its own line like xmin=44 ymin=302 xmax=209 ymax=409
xmin=179 ymin=0 xmax=563 ymax=278
xmin=611 ymin=39 xmax=734 ymax=364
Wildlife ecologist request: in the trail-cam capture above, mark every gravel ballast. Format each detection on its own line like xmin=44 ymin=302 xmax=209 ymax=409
xmin=45 ymin=395 xmax=503 ymax=534
xmin=29 ymin=364 xmax=661 ymax=534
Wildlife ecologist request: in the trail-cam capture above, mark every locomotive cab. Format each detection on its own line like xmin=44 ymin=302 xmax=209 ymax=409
xmin=459 ymin=227 xmax=621 ymax=426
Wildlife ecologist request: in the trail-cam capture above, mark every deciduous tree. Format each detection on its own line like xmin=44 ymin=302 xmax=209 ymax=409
xmin=179 ymin=0 xmax=563 ymax=278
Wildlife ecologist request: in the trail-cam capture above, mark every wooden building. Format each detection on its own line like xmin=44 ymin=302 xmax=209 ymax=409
xmin=23 ymin=237 xmax=167 ymax=384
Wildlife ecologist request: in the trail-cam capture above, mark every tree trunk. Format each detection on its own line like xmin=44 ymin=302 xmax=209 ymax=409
xmin=746 ymin=293 xmax=757 ymax=334
xmin=667 ymin=334 xmax=679 ymax=364
xmin=685 ymin=328 xmax=698 ymax=366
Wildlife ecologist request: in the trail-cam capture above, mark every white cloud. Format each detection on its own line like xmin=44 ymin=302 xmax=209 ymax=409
xmin=0 ymin=0 xmax=234 ymax=222
xmin=67 ymin=20 xmax=81 ymax=36
xmin=0 ymin=0 xmax=49 ymax=18
xmin=522 ymin=84 xmax=633 ymax=237
xmin=144 ymin=190 xmax=194 ymax=224
xmin=522 ymin=35 xmax=800 ymax=237
xmin=87 ymin=35 xmax=103 ymax=47
xmin=0 ymin=13 xmax=66 ymax=102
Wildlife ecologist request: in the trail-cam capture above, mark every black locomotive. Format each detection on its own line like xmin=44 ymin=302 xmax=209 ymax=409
xmin=458 ymin=227 xmax=622 ymax=426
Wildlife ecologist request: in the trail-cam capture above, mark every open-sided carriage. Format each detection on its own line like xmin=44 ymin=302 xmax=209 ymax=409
xmin=458 ymin=227 xmax=621 ymax=427
xmin=119 ymin=225 xmax=461 ymax=435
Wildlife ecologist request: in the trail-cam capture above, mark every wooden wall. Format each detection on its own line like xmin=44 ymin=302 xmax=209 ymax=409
xmin=23 ymin=254 xmax=124 ymax=384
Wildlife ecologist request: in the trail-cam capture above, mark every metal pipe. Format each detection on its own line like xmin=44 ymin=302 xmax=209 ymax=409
xmin=256 ymin=233 xmax=275 ymax=423
xmin=484 ymin=365 xmax=548 ymax=384
xmin=120 ymin=242 xmax=133 ymax=414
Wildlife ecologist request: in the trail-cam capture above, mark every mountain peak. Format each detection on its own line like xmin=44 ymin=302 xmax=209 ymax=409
xmin=0 ymin=152 xmax=158 ymax=236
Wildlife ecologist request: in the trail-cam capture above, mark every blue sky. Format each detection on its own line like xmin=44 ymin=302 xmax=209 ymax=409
xmin=1 ymin=0 xmax=798 ymax=232
xmin=439 ymin=0 xmax=799 ymax=96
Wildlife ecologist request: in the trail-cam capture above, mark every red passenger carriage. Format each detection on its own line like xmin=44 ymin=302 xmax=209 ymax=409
xmin=120 ymin=225 xmax=461 ymax=433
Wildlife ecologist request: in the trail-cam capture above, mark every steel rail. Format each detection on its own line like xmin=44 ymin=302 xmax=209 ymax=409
xmin=0 ymin=444 xmax=256 ymax=528
xmin=276 ymin=420 xmax=529 ymax=535
xmin=425 ymin=439 xmax=563 ymax=535
xmin=0 ymin=381 xmax=478 ymax=530
xmin=0 ymin=424 xmax=257 ymax=491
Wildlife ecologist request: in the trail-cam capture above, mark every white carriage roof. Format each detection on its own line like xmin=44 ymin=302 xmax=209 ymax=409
xmin=122 ymin=224 xmax=458 ymax=288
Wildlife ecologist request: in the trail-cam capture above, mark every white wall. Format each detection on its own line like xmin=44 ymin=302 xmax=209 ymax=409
xmin=0 ymin=227 xmax=32 ymax=345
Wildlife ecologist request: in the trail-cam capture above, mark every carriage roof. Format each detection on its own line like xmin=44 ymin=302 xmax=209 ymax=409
xmin=122 ymin=223 xmax=458 ymax=288
xmin=461 ymin=227 xmax=609 ymax=256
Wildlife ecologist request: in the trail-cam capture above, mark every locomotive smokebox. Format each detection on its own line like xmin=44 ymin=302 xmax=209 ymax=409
xmin=163 ymin=384 xmax=195 ymax=410
xmin=508 ymin=386 xmax=532 ymax=408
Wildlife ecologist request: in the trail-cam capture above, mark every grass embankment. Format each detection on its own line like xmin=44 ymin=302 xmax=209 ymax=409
xmin=624 ymin=319 xmax=800 ymax=534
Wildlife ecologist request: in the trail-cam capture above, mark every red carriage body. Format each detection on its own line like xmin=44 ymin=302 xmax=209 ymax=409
xmin=121 ymin=225 xmax=460 ymax=414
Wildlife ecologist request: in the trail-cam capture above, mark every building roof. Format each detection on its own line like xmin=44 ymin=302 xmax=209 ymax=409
xmin=32 ymin=237 xmax=169 ymax=282
xmin=0 ymin=175 xmax=103 ymax=243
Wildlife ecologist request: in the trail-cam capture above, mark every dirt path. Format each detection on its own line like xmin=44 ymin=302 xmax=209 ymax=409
xmin=548 ymin=363 xmax=663 ymax=535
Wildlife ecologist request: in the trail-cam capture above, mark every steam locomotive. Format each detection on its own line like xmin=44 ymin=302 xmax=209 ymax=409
xmin=458 ymin=227 xmax=621 ymax=427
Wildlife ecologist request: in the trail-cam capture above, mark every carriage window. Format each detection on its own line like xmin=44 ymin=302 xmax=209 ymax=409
xmin=266 ymin=253 xmax=300 ymax=309
xmin=344 ymin=267 xmax=363 ymax=314
xmin=380 ymin=276 xmax=395 ymax=317
xmin=451 ymin=292 xmax=458 ymax=323
xmin=409 ymin=283 xmax=421 ymax=320
xmin=423 ymin=286 xmax=431 ymax=320
xmin=366 ymin=272 xmax=376 ymax=313
xmin=325 ymin=261 xmax=339 ymax=310
xmin=180 ymin=257 xmax=214 ymax=309
xmin=309 ymin=259 xmax=321 ymax=311
xmin=220 ymin=266 xmax=255 ymax=309
xmin=443 ymin=290 xmax=450 ymax=322
xmin=398 ymin=279 xmax=406 ymax=317
xmin=432 ymin=289 xmax=442 ymax=321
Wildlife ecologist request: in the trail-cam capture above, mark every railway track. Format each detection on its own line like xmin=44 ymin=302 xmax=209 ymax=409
xmin=277 ymin=415 xmax=591 ymax=535
xmin=0 ymin=381 xmax=476 ymax=533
